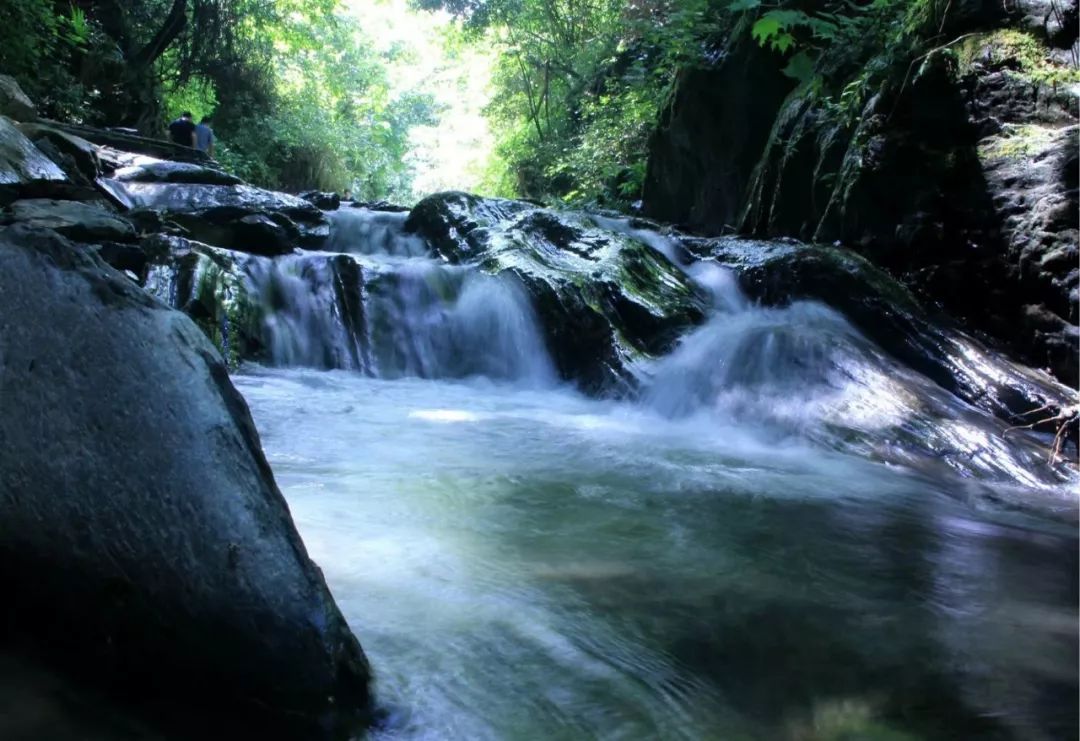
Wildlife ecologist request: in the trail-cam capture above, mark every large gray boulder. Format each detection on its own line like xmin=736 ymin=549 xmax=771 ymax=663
xmin=0 ymin=75 xmax=36 ymax=122
xmin=4 ymin=198 xmax=136 ymax=242
xmin=104 ymin=181 xmax=330 ymax=251
xmin=0 ymin=226 xmax=371 ymax=737
xmin=0 ymin=116 xmax=67 ymax=201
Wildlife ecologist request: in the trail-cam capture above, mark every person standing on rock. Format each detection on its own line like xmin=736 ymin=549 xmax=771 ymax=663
xmin=168 ymin=111 xmax=197 ymax=148
xmin=195 ymin=115 xmax=215 ymax=157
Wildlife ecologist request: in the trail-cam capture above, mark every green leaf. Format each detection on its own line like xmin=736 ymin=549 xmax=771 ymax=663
xmin=782 ymin=50 xmax=816 ymax=82
xmin=751 ymin=16 xmax=782 ymax=46
xmin=772 ymin=32 xmax=795 ymax=53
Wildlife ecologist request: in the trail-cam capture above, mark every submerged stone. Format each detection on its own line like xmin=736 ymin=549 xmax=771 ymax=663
xmin=300 ymin=190 xmax=341 ymax=210
xmin=697 ymin=236 xmax=1076 ymax=421
xmin=0 ymin=225 xmax=372 ymax=737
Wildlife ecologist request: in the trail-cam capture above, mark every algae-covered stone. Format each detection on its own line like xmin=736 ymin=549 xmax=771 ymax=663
xmin=142 ymin=235 xmax=267 ymax=367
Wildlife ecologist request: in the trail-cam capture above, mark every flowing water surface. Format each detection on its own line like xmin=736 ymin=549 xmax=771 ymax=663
xmin=221 ymin=206 xmax=1078 ymax=740
xmin=235 ymin=368 xmax=1077 ymax=741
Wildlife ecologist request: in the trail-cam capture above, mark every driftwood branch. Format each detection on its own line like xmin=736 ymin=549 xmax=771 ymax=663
xmin=1003 ymin=403 xmax=1079 ymax=465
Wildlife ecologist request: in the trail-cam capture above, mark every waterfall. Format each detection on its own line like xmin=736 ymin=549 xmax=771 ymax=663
xmin=243 ymin=253 xmax=369 ymax=371
xmin=144 ymin=199 xmax=1071 ymax=489
xmin=363 ymin=259 xmax=554 ymax=383
xmin=325 ymin=207 xmax=429 ymax=257
xmin=155 ymin=207 xmax=557 ymax=384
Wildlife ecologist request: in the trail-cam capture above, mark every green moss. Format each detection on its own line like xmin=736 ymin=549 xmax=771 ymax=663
xmin=615 ymin=239 xmax=700 ymax=315
xmin=787 ymin=696 xmax=919 ymax=741
xmin=956 ymin=29 xmax=1080 ymax=86
xmin=188 ymin=252 xmax=262 ymax=368
xmin=979 ymin=122 xmax=1057 ymax=160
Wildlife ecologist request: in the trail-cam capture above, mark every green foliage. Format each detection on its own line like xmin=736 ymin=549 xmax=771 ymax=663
xmin=62 ymin=5 xmax=92 ymax=47
xmin=421 ymin=0 xmax=990 ymax=209
xmin=0 ymin=0 xmax=60 ymax=81
xmin=0 ymin=0 xmax=93 ymax=119
xmin=418 ymin=0 xmax=733 ymax=206
xmin=162 ymin=77 xmax=218 ymax=123
xmin=194 ymin=8 xmax=438 ymax=198
xmin=956 ymin=29 xmax=1080 ymax=87
xmin=1 ymin=0 xmax=437 ymax=200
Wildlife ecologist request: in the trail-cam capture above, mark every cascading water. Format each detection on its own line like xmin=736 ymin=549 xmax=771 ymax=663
xmin=593 ymin=216 xmax=1068 ymax=489
xmin=168 ymin=202 xmax=1075 ymax=739
xmin=256 ymin=210 xmax=553 ymax=383
xmin=326 ymin=207 xmax=430 ymax=257
xmin=363 ymin=260 xmax=554 ymax=383
xmin=147 ymin=208 xmax=555 ymax=384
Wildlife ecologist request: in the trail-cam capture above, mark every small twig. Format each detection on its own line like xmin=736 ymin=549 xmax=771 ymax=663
xmin=1001 ymin=403 xmax=1079 ymax=466
xmin=938 ymin=0 xmax=953 ymax=35
xmin=1013 ymin=401 xmax=1056 ymax=419
xmin=1002 ymin=420 xmax=1044 ymax=435
xmin=889 ymin=32 xmax=982 ymax=121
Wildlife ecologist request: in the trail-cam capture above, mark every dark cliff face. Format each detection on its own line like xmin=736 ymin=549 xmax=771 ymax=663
xmin=642 ymin=1 xmax=1080 ymax=387
xmin=642 ymin=42 xmax=794 ymax=235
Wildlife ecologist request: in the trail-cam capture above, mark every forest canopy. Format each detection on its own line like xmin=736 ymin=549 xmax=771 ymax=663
xmin=413 ymin=0 xmax=1021 ymax=208
xmin=3 ymin=0 xmax=1068 ymax=205
xmin=0 ymin=0 xmax=436 ymax=198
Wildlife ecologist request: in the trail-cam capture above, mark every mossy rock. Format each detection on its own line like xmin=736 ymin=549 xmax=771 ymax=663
xmin=407 ymin=192 xmax=708 ymax=392
xmin=142 ymin=236 xmax=266 ymax=368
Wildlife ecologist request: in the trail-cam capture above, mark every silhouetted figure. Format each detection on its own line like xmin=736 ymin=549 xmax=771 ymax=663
xmin=168 ymin=112 xmax=196 ymax=148
xmin=194 ymin=116 xmax=215 ymax=157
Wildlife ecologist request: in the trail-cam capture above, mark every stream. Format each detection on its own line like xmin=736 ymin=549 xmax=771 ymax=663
xmin=236 ymin=368 xmax=1076 ymax=740
xmin=216 ymin=207 xmax=1079 ymax=740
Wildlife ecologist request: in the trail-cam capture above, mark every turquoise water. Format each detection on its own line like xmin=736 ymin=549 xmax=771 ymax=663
xmin=236 ymin=367 xmax=1078 ymax=741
